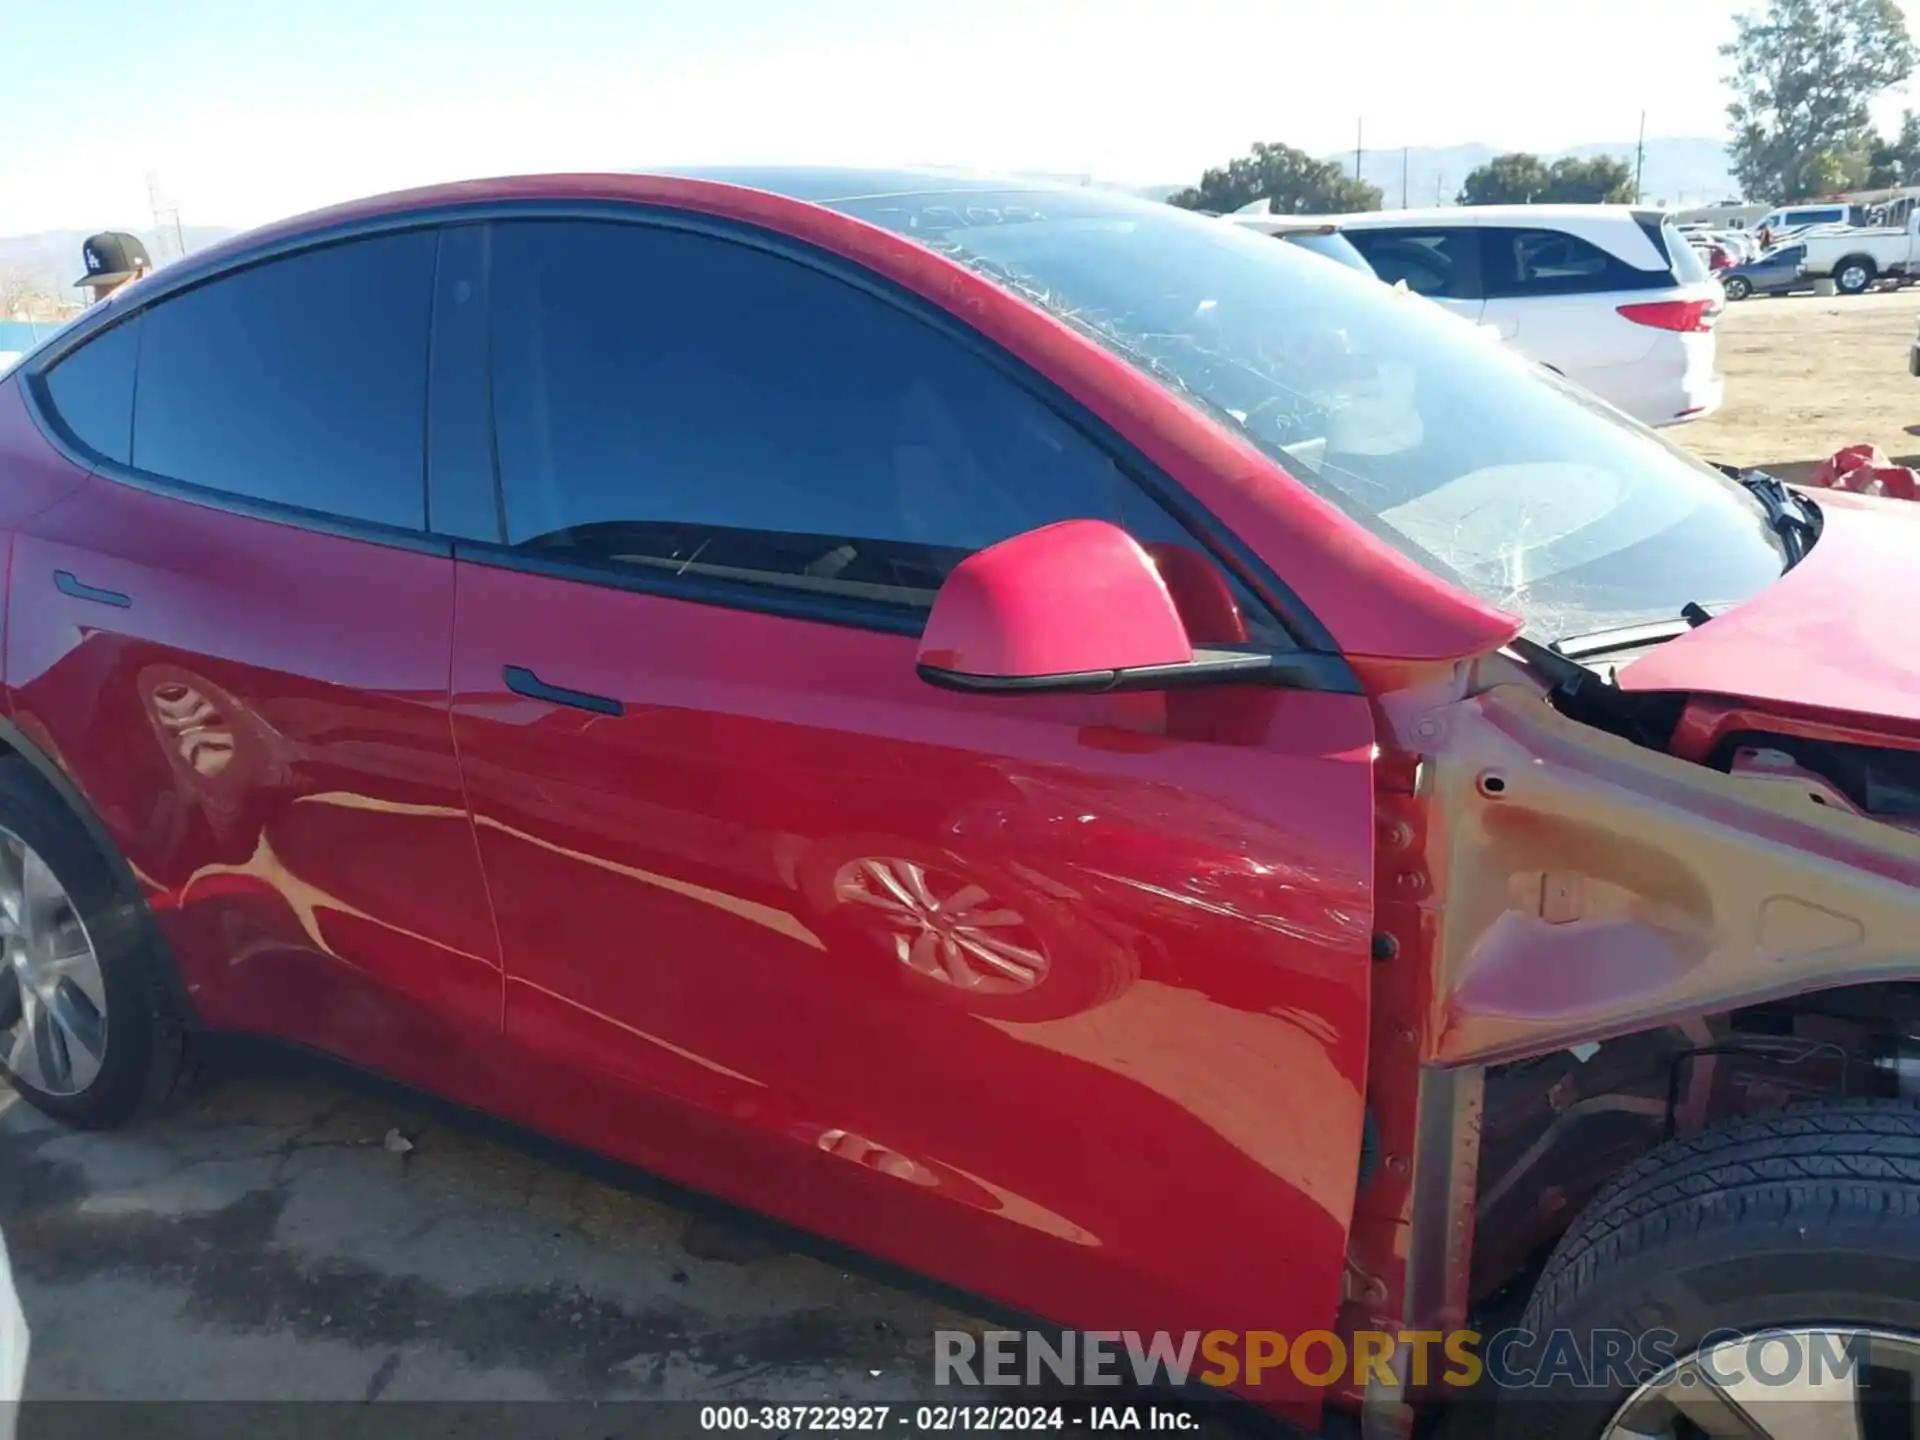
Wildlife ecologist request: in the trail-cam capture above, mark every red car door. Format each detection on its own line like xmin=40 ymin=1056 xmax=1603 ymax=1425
xmin=446 ymin=216 xmax=1376 ymax=1397
xmin=4 ymin=228 xmax=503 ymax=1097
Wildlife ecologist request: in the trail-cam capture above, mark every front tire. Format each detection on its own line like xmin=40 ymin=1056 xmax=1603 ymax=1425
xmin=1722 ymin=276 xmax=1753 ymax=301
xmin=0 ymin=758 xmax=190 ymax=1128
xmin=1496 ymin=1100 xmax=1920 ymax=1438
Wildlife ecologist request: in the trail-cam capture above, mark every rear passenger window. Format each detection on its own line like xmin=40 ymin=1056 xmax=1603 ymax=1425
xmin=131 ymin=231 xmax=437 ymax=530
xmin=486 ymin=220 xmax=1177 ymax=615
xmin=1481 ymin=228 xmax=1665 ymax=297
xmin=40 ymin=317 xmax=140 ymax=466
xmin=1344 ymin=229 xmax=1481 ymax=299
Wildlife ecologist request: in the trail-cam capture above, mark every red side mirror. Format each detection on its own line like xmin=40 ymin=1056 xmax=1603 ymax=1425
xmin=916 ymin=520 xmax=1303 ymax=695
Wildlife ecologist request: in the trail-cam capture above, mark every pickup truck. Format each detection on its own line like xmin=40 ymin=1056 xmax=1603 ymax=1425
xmin=1797 ymin=211 xmax=1920 ymax=292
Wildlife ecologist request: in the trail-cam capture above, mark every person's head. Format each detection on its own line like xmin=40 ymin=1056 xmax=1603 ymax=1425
xmin=74 ymin=231 xmax=152 ymax=304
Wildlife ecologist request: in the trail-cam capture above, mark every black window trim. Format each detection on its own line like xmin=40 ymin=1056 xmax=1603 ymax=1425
xmin=17 ymin=196 xmax=1353 ymax=672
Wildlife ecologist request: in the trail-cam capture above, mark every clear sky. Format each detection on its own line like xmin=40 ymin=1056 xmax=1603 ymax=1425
xmin=5 ymin=0 xmax=1917 ymax=234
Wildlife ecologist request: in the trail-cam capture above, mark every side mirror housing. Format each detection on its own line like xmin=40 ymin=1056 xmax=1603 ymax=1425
xmin=915 ymin=520 xmax=1354 ymax=696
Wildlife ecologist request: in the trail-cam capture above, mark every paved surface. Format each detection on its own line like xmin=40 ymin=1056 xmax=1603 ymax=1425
xmin=0 ymin=1058 xmax=980 ymax=1418
xmin=1 ymin=1058 xmax=1270 ymax=1438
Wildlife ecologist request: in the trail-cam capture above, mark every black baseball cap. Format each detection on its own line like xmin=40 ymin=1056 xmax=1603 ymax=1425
xmin=73 ymin=231 xmax=151 ymax=288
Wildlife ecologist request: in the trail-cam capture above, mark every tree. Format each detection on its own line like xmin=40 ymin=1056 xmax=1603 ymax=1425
xmin=1457 ymin=153 xmax=1636 ymax=205
xmin=1458 ymin=152 xmax=1554 ymax=204
xmin=0 ymin=267 xmax=51 ymax=321
xmin=1541 ymin=155 xmax=1637 ymax=203
xmin=1723 ymin=0 xmax=1917 ymax=200
xmin=1167 ymin=142 xmax=1383 ymax=215
xmin=1867 ymin=108 xmax=1920 ymax=185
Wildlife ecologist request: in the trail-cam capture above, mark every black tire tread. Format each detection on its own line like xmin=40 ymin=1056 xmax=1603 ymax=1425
xmin=1497 ymin=1100 xmax=1920 ymax=1439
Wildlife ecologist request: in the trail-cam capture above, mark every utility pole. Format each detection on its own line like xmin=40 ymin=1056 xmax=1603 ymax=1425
xmin=1355 ymin=118 xmax=1363 ymax=182
xmin=145 ymin=171 xmax=185 ymax=262
xmin=1402 ymin=146 xmax=1410 ymax=208
xmin=1633 ymin=111 xmax=1647 ymax=204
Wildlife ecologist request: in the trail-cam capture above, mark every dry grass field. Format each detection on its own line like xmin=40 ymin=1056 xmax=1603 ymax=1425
xmin=1680 ymin=285 xmax=1920 ymax=481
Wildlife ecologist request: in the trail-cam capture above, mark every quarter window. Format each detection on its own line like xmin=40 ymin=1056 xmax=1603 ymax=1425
xmin=130 ymin=231 xmax=437 ymax=530
xmin=1481 ymin=227 xmax=1658 ymax=297
xmin=40 ymin=317 xmax=140 ymax=466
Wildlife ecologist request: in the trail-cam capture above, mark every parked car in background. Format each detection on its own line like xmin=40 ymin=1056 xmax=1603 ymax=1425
xmin=1689 ymin=236 xmax=1736 ymax=273
xmin=1 ymin=1226 xmax=23 ymax=1440
xmin=1719 ymin=241 xmax=1814 ymax=300
xmin=1797 ymin=209 xmax=1920 ymax=293
xmin=1681 ymin=226 xmax=1757 ymax=265
xmin=1753 ymin=201 xmax=1860 ymax=248
xmin=1327 ymin=203 xmax=1723 ymax=425
xmin=9 ymin=169 xmax=1920 ymax=1439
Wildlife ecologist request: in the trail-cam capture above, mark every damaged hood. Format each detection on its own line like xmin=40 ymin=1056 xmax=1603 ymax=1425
xmin=1616 ymin=489 xmax=1920 ymax=738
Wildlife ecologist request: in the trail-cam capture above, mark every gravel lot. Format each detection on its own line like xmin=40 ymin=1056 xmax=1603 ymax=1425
xmin=7 ymin=283 xmax=1903 ymax=1438
xmin=1681 ymin=284 xmax=1920 ymax=479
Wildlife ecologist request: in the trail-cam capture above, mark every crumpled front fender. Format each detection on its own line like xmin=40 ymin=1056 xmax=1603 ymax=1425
xmin=1424 ymin=685 xmax=1920 ymax=1065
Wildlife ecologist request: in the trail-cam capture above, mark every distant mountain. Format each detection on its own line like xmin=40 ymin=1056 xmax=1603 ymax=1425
xmin=1331 ymin=137 xmax=1738 ymax=210
xmin=0 ymin=225 xmax=236 ymax=313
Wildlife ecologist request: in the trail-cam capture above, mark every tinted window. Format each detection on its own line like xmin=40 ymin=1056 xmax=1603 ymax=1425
xmin=1344 ymin=229 xmax=1481 ymax=299
xmin=1482 ymin=227 xmax=1663 ymax=297
xmin=132 ymin=231 xmax=437 ymax=529
xmin=489 ymin=220 xmax=1156 ymax=612
xmin=41 ymin=317 xmax=140 ymax=465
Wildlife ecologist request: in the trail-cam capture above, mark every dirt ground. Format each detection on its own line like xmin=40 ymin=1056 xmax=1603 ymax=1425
xmin=1680 ymin=285 xmax=1920 ymax=481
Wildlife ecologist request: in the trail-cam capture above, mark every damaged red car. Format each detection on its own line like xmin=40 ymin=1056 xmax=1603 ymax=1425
xmin=3 ymin=170 xmax=1919 ymax=1438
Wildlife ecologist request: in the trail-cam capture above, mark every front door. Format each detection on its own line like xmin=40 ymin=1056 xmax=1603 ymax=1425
xmin=447 ymin=216 xmax=1378 ymax=1383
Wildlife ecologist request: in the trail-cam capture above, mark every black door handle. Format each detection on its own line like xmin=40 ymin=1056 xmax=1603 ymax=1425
xmin=54 ymin=571 xmax=131 ymax=608
xmin=501 ymin=665 xmax=623 ymax=716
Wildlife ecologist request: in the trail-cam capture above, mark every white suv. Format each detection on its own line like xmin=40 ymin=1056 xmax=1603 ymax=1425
xmin=1322 ymin=205 xmax=1724 ymax=427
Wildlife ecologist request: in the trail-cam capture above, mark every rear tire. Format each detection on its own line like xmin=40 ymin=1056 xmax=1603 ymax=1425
xmin=1496 ymin=1100 xmax=1920 ymax=1439
xmin=0 ymin=757 xmax=190 ymax=1128
xmin=1835 ymin=257 xmax=1877 ymax=294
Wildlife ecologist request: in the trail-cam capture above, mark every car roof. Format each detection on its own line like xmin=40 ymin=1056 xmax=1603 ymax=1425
xmin=1325 ymin=204 xmax=1651 ymax=228
xmin=652 ymin=165 xmax=1052 ymax=201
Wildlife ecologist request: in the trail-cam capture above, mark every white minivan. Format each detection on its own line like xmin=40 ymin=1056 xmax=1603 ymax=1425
xmin=1323 ymin=205 xmax=1725 ymax=427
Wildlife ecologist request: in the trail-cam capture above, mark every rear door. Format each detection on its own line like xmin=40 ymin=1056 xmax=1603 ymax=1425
xmin=443 ymin=214 xmax=1378 ymax=1394
xmin=1476 ymin=219 xmax=1717 ymax=418
xmin=8 ymin=229 xmax=505 ymax=1096
xmin=1342 ymin=224 xmax=1486 ymax=324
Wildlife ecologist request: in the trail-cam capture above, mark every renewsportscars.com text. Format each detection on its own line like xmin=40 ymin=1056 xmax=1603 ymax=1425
xmin=935 ymin=1327 xmax=1872 ymax=1391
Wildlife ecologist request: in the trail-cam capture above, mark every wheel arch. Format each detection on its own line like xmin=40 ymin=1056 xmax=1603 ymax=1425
xmin=0 ymin=707 xmax=199 ymax=1026
xmin=1468 ymin=978 xmax=1920 ymax=1309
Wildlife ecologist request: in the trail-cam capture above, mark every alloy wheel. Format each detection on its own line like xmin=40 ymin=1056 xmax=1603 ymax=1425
xmin=1603 ymin=1327 xmax=1920 ymax=1439
xmin=0 ymin=828 xmax=107 ymax=1096
xmin=831 ymin=858 xmax=1049 ymax=996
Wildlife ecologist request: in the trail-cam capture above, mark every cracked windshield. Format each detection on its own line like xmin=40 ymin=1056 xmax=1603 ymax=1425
xmin=835 ymin=186 xmax=1788 ymax=643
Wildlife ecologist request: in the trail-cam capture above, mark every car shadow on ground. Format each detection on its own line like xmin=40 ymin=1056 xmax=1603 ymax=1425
xmin=0 ymin=1049 xmax=1279 ymax=1437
